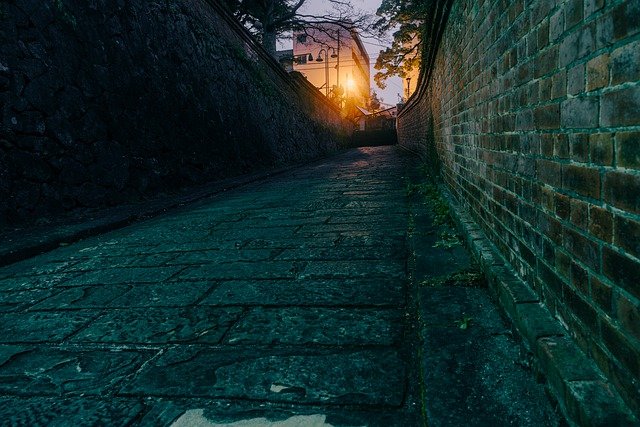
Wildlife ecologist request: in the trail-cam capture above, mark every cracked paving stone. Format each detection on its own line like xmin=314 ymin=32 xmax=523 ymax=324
xmin=0 ymin=274 xmax=79 ymax=292
xmin=0 ymin=289 xmax=58 ymax=312
xmin=67 ymin=252 xmax=179 ymax=271
xmin=109 ymin=282 xmax=213 ymax=307
xmin=0 ymin=398 xmax=144 ymax=426
xmin=0 ymin=311 xmax=96 ymax=343
xmin=241 ymin=238 xmax=339 ymax=250
xmin=223 ymin=307 xmax=402 ymax=345
xmin=30 ymin=285 xmax=131 ymax=310
xmin=71 ymin=307 xmax=243 ymax=344
xmin=165 ymin=249 xmax=278 ymax=265
xmin=274 ymin=246 xmax=406 ymax=261
xmin=0 ymin=345 xmax=151 ymax=396
xmin=175 ymin=262 xmax=304 ymax=281
xmin=199 ymin=278 xmax=404 ymax=307
xmin=62 ymin=266 xmax=183 ymax=286
xmin=120 ymin=348 xmax=405 ymax=406
xmin=298 ymin=260 xmax=405 ymax=280
xmin=0 ymin=260 xmax=80 ymax=279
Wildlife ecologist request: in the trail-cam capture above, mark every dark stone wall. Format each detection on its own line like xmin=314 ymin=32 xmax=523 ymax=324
xmin=398 ymin=0 xmax=640 ymax=413
xmin=0 ymin=0 xmax=351 ymax=225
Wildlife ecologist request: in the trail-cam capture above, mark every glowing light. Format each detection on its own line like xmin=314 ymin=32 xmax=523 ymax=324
xmin=346 ymin=78 xmax=355 ymax=90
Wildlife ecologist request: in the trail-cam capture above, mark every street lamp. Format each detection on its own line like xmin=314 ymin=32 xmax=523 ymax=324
xmin=406 ymin=77 xmax=412 ymax=100
xmin=315 ymin=46 xmax=339 ymax=97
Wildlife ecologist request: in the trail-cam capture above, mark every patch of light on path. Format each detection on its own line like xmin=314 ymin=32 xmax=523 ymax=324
xmin=171 ymin=409 xmax=342 ymax=427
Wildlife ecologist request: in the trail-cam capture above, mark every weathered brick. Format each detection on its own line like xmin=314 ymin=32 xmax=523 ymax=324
xmin=569 ymin=133 xmax=589 ymax=162
xmin=534 ymin=103 xmax=560 ymax=129
xmin=556 ymin=193 xmax=572 ymax=219
xmin=564 ymin=284 xmax=598 ymax=332
xmin=556 ymin=248 xmax=573 ymax=279
xmin=565 ymin=0 xmax=585 ymax=30
xmin=537 ymin=159 xmax=562 ymax=187
xmin=603 ymin=171 xmax=640 ymax=214
xmin=562 ymin=164 xmax=600 ymax=199
xmin=560 ymin=30 xmax=580 ymax=67
xmin=536 ymin=46 xmax=559 ymax=79
xmin=601 ymin=86 xmax=640 ymax=127
xmin=600 ymin=318 xmax=640 ymax=377
xmin=539 ymin=260 xmax=567 ymax=297
xmin=554 ymin=134 xmax=570 ymax=158
xmin=614 ymin=215 xmax=640 ymax=259
xmin=610 ymin=40 xmax=640 ymax=86
xmin=538 ymin=20 xmax=550 ymax=50
xmin=567 ymin=62 xmax=585 ymax=95
xmin=564 ymin=227 xmax=600 ymax=270
xmin=540 ymin=212 xmax=563 ymax=244
xmin=570 ymin=198 xmax=588 ymax=228
xmin=588 ymin=205 xmax=613 ymax=243
xmin=586 ymin=53 xmax=609 ymax=91
xmin=550 ymin=9 xmax=564 ymax=42
xmin=561 ymin=96 xmax=599 ymax=128
xmin=571 ymin=260 xmax=589 ymax=294
xmin=614 ymin=294 xmax=640 ymax=343
xmin=590 ymin=275 xmax=612 ymax=315
xmin=589 ymin=133 xmax=613 ymax=166
xmin=515 ymin=109 xmax=534 ymax=130
xmin=602 ymin=246 xmax=640 ymax=299
xmin=611 ymin=0 xmax=640 ymax=42
xmin=584 ymin=0 xmax=605 ymax=17
xmin=616 ymin=132 xmax=640 ymax=170
xmin=577 ymin=23 xmax=597 ymax=61
xmin=551 ymin=70 xmax=567 ymax=99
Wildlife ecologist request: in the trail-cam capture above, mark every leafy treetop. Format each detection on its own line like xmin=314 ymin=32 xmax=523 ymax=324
xmin=372 ymin=0 xmax=431 ymax=89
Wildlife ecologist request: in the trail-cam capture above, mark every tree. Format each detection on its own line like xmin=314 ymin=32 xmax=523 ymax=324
xmin=366 ymin=90 xmax=382 ymax=112
xmin=222 ymin=0 xmax=371 ymax=55
xmin=372 ymin=0 xmax=431 ymax=89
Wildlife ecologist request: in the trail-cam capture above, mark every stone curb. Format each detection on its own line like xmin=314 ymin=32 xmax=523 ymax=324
xmin=441 ymin=187 xmax=639 ymax=427
xmin=0 ymin=153 xmax=340 ymax=268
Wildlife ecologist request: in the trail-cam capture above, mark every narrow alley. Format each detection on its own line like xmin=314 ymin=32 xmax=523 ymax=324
xmin=0 ymin=147 xmax=559 ymax=426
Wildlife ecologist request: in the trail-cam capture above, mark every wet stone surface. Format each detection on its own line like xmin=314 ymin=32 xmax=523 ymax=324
xmin=0 ymin=146 xmax=562 ymax=425
xmin=0 ymin=147 xmax=422 ymax=426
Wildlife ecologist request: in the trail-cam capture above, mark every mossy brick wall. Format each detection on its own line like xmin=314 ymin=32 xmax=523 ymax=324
xmin=0 ymin=0 xmax=351 ymax=225
xmin=398 ymin=0 xmax=640 ymax=411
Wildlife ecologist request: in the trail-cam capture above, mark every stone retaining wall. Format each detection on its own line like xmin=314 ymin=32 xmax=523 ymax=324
xmin=398 ymin=0 xmax=640 ymax=414
xmin=0 ymin=0 xmax=351 ymax=225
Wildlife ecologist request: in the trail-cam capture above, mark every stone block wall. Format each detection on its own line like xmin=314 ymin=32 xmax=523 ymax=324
xmin=398 ymin=0 xmax=640 ymax=412
xmin=0 ymin=0 xmax=351 ymax=225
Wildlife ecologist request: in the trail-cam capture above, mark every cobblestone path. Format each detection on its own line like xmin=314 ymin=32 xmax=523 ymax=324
xmin=0 ymin=147 xmax=423 ymax=426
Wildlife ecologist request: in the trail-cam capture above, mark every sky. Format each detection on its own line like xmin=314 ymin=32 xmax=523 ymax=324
xmin=277 ymin=0 xmax=405 ymax=106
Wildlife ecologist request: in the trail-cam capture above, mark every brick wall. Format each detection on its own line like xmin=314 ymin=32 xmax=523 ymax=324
xmin=398 ymin=0 xmax=640 ymax=412
xmin=0 ymin=0 xmax=351 ymax=226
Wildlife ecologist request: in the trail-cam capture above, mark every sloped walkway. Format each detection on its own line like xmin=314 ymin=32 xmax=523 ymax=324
xmin=0 ymin=147 xmax=560 ymax=426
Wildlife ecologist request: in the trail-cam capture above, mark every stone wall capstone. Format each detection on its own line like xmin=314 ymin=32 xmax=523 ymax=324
xmin=0 ymin=0 xmax=352 ymax=225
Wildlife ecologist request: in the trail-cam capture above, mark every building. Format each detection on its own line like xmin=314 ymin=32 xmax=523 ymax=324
xmin=289 ymin=23 xmax=370 ymax=113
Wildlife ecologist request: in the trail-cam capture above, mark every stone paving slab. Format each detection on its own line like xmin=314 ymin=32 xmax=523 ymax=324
xmin=200 ymin=278 xmax=404 ymax=307
xmin=120 ymin=348 xmax=406 ymax=406
xmin=0 ymin=398 xmax=144 ymax=426
xmin=223 ymin=307 xmax=402 ymax=345
xmin=71 ymin=307 xmax=244 ymax=344
xmin=0 ymin=345 xmax=152 ymax=396
xmin=0 ymin=311 xmax=96 ymax=343
xmin=0 ymin=147 xmax=422 ymax=425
